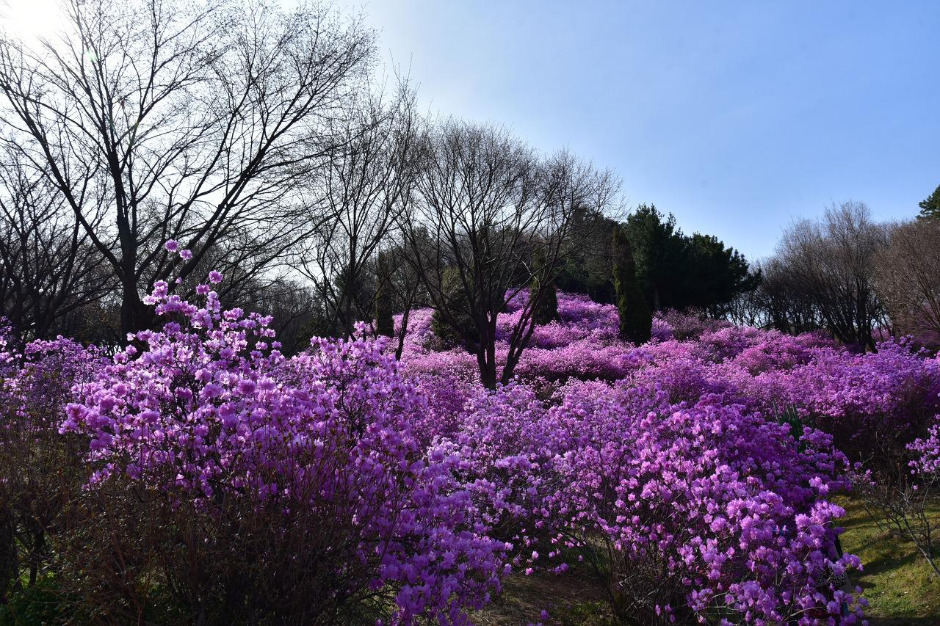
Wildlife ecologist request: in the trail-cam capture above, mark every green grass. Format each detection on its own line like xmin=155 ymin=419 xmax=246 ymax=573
xmin=835 ymin=495 xmax=940 ymax=625
xmin=0 ymin=578 xmax=78 ymax=626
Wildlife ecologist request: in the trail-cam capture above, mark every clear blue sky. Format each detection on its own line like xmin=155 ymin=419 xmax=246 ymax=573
xmin=338 ymin=0 xmax=940 ymax=260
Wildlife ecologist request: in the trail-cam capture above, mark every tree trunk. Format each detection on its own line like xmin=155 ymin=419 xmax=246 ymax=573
xmin=476 ymin=348 xmax=497 ymax=390
xmin=120 ymin=278 xmax=153 ymax=335
xmin=0 ymin=508 xmax=16 ymax=602
xmin=395 ymin=306 xmax=411 ymax=361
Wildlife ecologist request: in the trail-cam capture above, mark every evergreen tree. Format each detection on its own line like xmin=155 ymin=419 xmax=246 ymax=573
xmin=919 ymin=184 xmax=940 ymax=220
xmin=623 ymin=204 xmax=687 ymax=311
xmin=555 ymin=206 xmax=619 ymax=304
xmin=612 ymin=225 xmax=652 ymax=344
xmin=624 ymin=204 xmax=758 ymax=316
xmin=684 ymin=233 xmax=760 ymax=317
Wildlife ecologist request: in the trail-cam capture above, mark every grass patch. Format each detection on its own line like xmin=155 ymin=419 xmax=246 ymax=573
xmin=835 ymin=495 xmax=940 ymax=625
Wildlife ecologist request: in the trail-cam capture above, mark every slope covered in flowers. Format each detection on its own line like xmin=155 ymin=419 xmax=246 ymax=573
xmin=395 ymin=292 xmax=940 ymax=624
xmin=4 ymin=274 xmax=940 ymax=624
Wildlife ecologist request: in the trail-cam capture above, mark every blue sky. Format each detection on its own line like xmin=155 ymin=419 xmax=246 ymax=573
xmin=338 ymin=0 xmax=940 ymax=260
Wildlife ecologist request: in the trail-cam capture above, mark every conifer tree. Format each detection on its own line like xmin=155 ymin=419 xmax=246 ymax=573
xmin=612 ymin=225 xmax=652 ymax=344
xmin=919 ymin=184 xmax=940 ymax=220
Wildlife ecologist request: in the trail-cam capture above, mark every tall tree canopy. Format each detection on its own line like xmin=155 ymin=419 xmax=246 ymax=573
xmin=0 ymin=0 xmax=375 ymax=333
xmin=771 ymin=201 xmax=888 ymax=350
xmin=875 ymin=218 xmax=940 ymax=345
xmin=555 ymin=206 xmax=620 ymax=304
xmin=612 ymin=224 xmax=651 ymax=344
xmin=683 ymin=233 xmax=760 ymax=317
xmin=402 ymin=120 xmax=617 ymax=388
xmin=623 ymin=204 xmax=687 ymax=311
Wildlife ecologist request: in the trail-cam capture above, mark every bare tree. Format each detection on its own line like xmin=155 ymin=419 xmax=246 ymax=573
xmin=749 ymin=257 xmax=824 ymax=334
xmin=0 ymin=143 xmax=111 ymax=338
xmin=875 ymin=219 xmax=940 ymax=346
xmin=0 ymin=0 xmax=374 ymax=334
xmin=298 ymin=84 xmax=420 ymax=337
xmin=773 ymin=201 xmax=888 ymax=350
xmin=401 ymin=120 xmax=617 ymax=388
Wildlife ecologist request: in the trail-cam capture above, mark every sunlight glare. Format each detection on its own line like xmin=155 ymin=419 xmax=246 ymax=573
xmin=1 ymin=0 xmax=66 ymax=42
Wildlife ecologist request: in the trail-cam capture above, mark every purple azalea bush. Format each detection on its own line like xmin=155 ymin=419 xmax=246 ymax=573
xmin=7 ymin=274 xmax=940 ymax=622
xmin=57 ymin=258 xmax=506 ymax=623
xmin=0 ymin=327 xmax=101 ymax=600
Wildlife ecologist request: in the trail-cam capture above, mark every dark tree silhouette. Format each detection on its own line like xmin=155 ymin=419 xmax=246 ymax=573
xmin=612 ymin=224 xmax=651 ymax=344
xmin=0 ymin=144 xmax=111 ymax=338
xmin=0 ymin=0 xmax=375 ymax=333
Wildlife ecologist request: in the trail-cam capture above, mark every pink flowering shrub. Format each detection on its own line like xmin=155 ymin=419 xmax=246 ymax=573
xmin=911 ymin=417 xmax=940 ymax=479
xmin=514 ymin=340 xmax=650 ymax=382
xmin=422 ymin=377 xmax=860 ymax=622
xmin=750 ymin=339 xmax=940 ymax=467
xmin=381 ymin=288 xmax=940 ymax=619
xmin=888 ymin=419 xmax=940 ymax=581
xmin=651 ymin=316 xmax=674 ymax=342
xmin=417 ymin=376 xmax=864 ymax=624
xmin=0 ymin=330 xmax=101 ymax=600
xmin=58 ymin=265 xmax=505 ymax=623
xmin=658 ymin=309 xmax=732 ymax=341
xmin=16 ymin=274 xmax=940 ymax=621
xmin=732 ymin=331 xmax=833 ymax=375
xmin=393 ymin=307 xmax=438 ymax=355
xmin=545 ymin=387 xmax=862 ymax=624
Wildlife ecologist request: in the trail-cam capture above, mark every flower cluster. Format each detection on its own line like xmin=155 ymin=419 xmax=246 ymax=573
xmin=0 ymin=327 xmax=102 ymax=604
xmin=414 ymin=375 xmax=864 ymax=623
xmin=390 ymin=290 xmax=940 ymax=622
xmin=910 ymin=415 xmax=940 ymax=478
xmin=60 ymin=255 xmax=506 ymax=623
xmin=14 ymin=279 xmax=940 ymax=623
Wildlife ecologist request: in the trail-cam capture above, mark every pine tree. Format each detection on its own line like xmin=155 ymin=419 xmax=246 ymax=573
xmin=612 ymin=225 xmax=652 ymax=344
xmin=919 ymin=184 xmax=940 ymax=220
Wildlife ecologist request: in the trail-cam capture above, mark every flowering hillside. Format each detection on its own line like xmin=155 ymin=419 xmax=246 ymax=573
xmin=3 ymin=265 xmax=940 ymax=623
xmin=394 ymin=291 xmax=940 ymax=623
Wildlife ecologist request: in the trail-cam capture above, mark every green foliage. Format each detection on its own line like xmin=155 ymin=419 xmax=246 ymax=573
xmin=374 ymin=251 xmax=394 ymax=337
xmin=918 ymin=183 xmax=940 ymax=220
xmin=532 ymin=284 xmax=559 ymax=326
xmin=555 ymin=207 xmax=619 ymax=304
xmin=431 ymin=267 xmax=479 ymax=350
xmin=623 ymin=204 xmax=688 ymax=311
xmin=554 ymin=204 xmax=756 ymax=317
xmin=612 ymin=225 xmax=652 ymax=344
xmin=683 ymin=233 xmax=760 ymax=316
xmin=624 ymin=204 xmax=757 ymax=315
xmin=0 ymin=578 xmax=72 ymax=626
